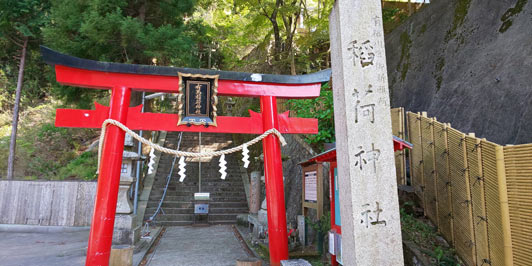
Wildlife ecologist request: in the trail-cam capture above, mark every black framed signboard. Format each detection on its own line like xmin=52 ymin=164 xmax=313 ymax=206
xmin=177 ymin=72 xmax=219 ymax=127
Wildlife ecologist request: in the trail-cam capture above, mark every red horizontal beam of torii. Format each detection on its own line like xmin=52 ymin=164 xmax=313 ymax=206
xmin=54 ymin=64 xmax=322 ymax=98
xmin=42 ymin=46 xmax=330 ymax=266
xmin=56 ymin=103 xmax=318 ymax=134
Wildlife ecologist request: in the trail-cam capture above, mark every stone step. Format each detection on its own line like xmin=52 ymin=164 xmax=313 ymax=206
xmin=150 ymin=190 xmax=245 ymax=197
xmin=144 ymin=132 xmax=246 ymax=227
xmin=149 ymin=191 xmax=246 ymax=197
xmin=146 ymin=201 xmax=248 ymax=209
xmin=144 ymin=207 xmax=249 ymax=215
xmin=152 ymin=184 xmax=245 ymax=191
xmin=150 ymin=221 xmax=192 ymax=226
xmin=153 ymin=220 xmax=237 ymax=226
xmin=153 ymin=213 xmax=245 ymax=222
xmin=153 ymin=179 xmax=244 ymax=185
xmin=153 ymin=174 xmax=243 ymax=181
xmin=152 ymin=185 xmax=245 ymax=191
xmin=149 ymin=195 xmax=246 ymax=202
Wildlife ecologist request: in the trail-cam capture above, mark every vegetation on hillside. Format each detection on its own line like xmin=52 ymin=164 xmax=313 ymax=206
xmin=0 ymin=102 xmax=99 ymax=180
xmin=400 ymin=201 xmax=460 ymax=265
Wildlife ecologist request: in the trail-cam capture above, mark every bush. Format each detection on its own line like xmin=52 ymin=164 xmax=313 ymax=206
xmin=0 ymin=102 xmax=99 ymax=180
xmin=56 ymin=151 xmax=98 ymax=181
xmin=286 ymin=82 xmax=334 ymax=148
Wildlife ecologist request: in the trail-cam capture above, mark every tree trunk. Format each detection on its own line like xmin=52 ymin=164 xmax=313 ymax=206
xmin=7 ymin=37 xmax=28 ymax=179
xmin=270 ymin=0 xmax=282 ymax=63
xmin=271 ymin=19 xmax=282 ymax=62
xmin=290 ymin=49 xmax=296 ymax=75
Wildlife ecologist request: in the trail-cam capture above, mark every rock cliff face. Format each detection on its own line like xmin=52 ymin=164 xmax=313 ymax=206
xmin=386 ymin=0 xmax=532 ymax=145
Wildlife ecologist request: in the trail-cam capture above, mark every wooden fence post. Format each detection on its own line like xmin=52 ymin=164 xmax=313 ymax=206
xmin=399 ymin=107 xmax=407 ymax=185
xmin=419 ymin=112 xmax=427 ymax=213
xmin=464 ymin=133 xmax=478 ymax=266
xmin=444 ymin=123 xmax=455 ymax=245
xmin=476 ymin=138 xmax=491 ymax=264
xmin=407 ymin=112 xmax=414 ymax=187
xmin=430 ymin=118 xmax=440 ymax=229
xmin=495 ymin=145 xmax=514 ymax=266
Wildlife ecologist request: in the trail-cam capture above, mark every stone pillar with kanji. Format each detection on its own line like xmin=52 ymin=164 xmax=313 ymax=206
xmin=329 ymin=0 xmax=404 ymax=264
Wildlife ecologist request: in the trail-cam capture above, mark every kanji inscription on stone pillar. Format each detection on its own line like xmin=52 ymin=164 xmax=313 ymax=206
xmin=329 ymin=0 xmax=405 ymax=264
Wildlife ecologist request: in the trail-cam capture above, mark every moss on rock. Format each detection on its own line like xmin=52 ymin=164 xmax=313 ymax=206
xmin=499 ymin=0 xmax=528 ymax=33
xmin=445 ymin=0 xmax=472 ymax=41
xmin=398 ymin=31 xmax=413 ymax=81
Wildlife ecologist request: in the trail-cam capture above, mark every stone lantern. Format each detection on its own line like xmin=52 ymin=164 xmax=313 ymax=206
xmin=116 ymin=150 xmax=140 ymax=214
xmin=113 ymin=134 xmax=141 ymax=246
xmin=224 ymin=97 xmax=236 ymax=116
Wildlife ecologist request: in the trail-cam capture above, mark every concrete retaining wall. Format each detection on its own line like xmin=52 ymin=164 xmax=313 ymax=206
xmin=0 ymin=180 xmax=96 ymax=226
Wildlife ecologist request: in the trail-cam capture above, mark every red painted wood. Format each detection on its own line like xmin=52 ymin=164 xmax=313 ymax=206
xmin=55 ymin=102 xmax=110 ymax=128
xmin=261 ymin=96 xmax=289 ymax=266
xmin=86 ymin=86 xmax=131 ymax=266
xmin=55 ymin=105 xmax=318 ymax=134
xmin=55 ymin=65 xmax=321 ymax=98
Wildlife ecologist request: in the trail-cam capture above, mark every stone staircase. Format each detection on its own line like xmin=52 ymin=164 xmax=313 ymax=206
xmin=144 ymin=132 xmax=249 ymax=226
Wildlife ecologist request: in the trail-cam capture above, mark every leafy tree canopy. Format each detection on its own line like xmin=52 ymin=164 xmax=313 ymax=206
xmin=42 ymin=0 xmax=214 ymax=106
xmin=0 ymin=0 xmax=51 ymax=111
xmin=198 ymin=0 xmax=333 ymax=74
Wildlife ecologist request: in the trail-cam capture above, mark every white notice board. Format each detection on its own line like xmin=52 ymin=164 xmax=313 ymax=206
xmin=304 ymin=171 xmax=317 ymax=202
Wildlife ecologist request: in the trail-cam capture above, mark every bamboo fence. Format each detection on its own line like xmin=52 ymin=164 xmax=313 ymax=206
xmin=389 ymin=111 xmax=529 ymax=266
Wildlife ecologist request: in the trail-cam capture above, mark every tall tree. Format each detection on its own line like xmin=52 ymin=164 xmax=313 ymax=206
xmin=0 ymin=0 xmax=50 ymax=179
xmin=203 ymin=0 xmax=332 ymax=75
xmin=43 ymin=0 xmax=213 ymax=106
xmin=243 ymin=0 xmax=304 ymax=74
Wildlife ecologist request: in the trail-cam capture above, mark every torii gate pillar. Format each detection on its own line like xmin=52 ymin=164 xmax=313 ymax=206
xmin=86 ymin=86 xmax=131 ymax=265
xmin=261 ymin=96 xmax=289 ymax=264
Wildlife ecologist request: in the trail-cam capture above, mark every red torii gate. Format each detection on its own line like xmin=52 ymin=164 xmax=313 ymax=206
xmin=41 ymin=46 xmax=331 ymax=266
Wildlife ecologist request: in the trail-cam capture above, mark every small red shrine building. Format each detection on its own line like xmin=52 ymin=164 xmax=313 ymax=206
xmin=300 ymin=136 xmax=412 ymax=265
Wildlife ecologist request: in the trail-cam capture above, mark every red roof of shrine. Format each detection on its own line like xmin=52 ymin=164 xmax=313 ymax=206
xmin=300 ymin=135 xmax=412 ymax=165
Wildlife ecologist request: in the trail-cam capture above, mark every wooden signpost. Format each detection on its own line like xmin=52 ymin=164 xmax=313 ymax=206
xmin=301 ymin=163 xmax=324 ymax=219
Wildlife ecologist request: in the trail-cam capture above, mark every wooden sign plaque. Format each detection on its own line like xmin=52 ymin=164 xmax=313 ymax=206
xmin=177 ymin=72 xmax=219 ymax=127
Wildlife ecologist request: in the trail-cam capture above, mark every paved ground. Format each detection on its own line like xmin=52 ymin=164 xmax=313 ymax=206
xmin=0 ymin=225 xmax=161 ymax=266
xmin=0 ymin=229 xmax=88 ymax=266
xmin=145 ymin=225 xmax=250 ymax=266
xmin=0 ymin=225 xmax=249 ymax=266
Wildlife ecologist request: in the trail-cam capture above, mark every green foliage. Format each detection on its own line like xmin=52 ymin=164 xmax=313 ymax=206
xmin=0 ymin=0 xmax=49 ymax=38
xmin=305 ymin=212 xmax=331 ymax=233
xmin=293 ymin=0 xmax=334 ymax=72
xmin=42 ymin=0 xmax=217 ymax=106
xmin=434 ymin=56 xmax=446 ymax=91
xmin=499 ymin=0 xmax=528 ymax=33
xmin=0 ymin=103 xmax=99 ymax=179
xmin=56 ymin=151 xmax=98 ymax=181
xmin=400 ymin=207 xmax=436 ymax=245
xmin=0 ymin=0 xmax=52 ymax=111
xmin=286 ymin=83 xmax=334 ymax=147
xmin=400 ymin=207 xmax=459 ymax=265
xmin=200 ymin=0 xmax=333 ymax=74
xmin=398 ymin=31 xmax=412 ymax=82
xmin=445 ymin=0 xmax=471 ymax=41
xmin=382 ymin=8 xmax=400 ymax=23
